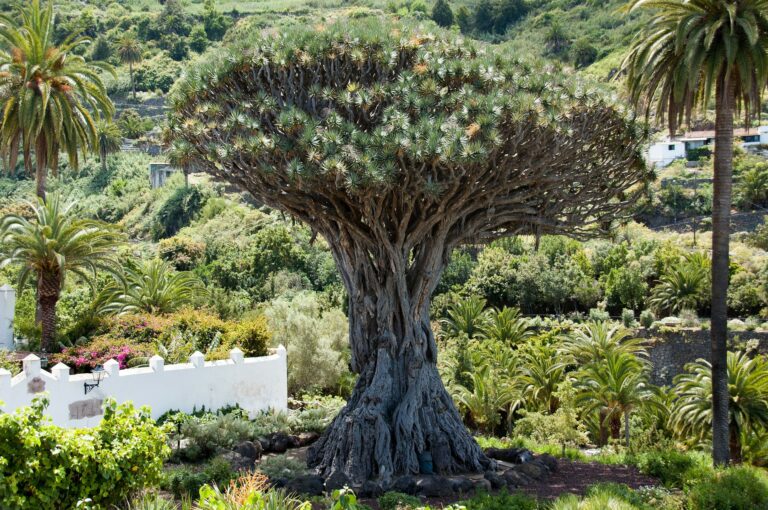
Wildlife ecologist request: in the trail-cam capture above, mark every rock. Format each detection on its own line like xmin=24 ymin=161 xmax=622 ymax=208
xmin=217 ymin=451 xmax=254 ymax=472
xmin=502 ymin=469 xmax=532 ymax=488
xmin=285 ymin=475 xmax=325 ymax=496
xmin=270 ymin=477 xmax=288 ymax=489
xmin=484 ymin=447 xmax=534 ymax=464
xmin=288 ymin=435 xmax=302 ymax=448
xmin=537 ymin=454 xmax=558 ymax=473
xmin=517 ymin=461 xmax=545 ymax=480
xmin=258 ymin=437 xmax=271 ymax=452
xmin=269 ymin=432 xmax=290 ymax=453
xmin=359 ymin=480 xmax=384 ymax=498
xmin=473 ymin=478 xmax=492 ymax=493
xmin=484 ymin=471 xmax=506 ymax=490
xmin=416 ymin=475 xmax=455 ymax=498
xmin=234 ymin=440 xmax=262 ymax=461
xmin=392 ymin=475 xmax=417 ymax=495
xmin=450 ymin=477 xmax=475 ymax=495
xmin=325 ymin=471 xmax=351 ymax=491
xmin=297 ymin=431 xmax=320 ymax=447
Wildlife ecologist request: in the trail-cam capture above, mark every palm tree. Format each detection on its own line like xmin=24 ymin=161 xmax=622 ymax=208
xmin=623 ymin=0 xmax=768 ymax=465
xmin=480 ymin=306 xmax=532 ymax=346
xmin=118 ymin=259 xmax=202 ymax=314
xmin=559 ymin=321 xmax=647 ymax=364
xmin=440 ymin=295 xmax=490 ymax=340
xmin=670 ymin=351 xmax=768 ymax=463
xmin=649 ymin=262 xmax=709 ymax=315
xmin=96 ymin=120 xmax=122 ymax=172
xmin=117 ymin=35 xmax=142 ymax=101
xmin=518 ymin=346 xmax=567 ymax=414
xmin=453 ymin=365 xmax=519 ymax=433
xmin=0 ymin=0 xmax=114 ymax=200
xmin=576 ymin=350 xmax=658 ymax=448
xmin=0 ymin=196 xmax=123 ymax=352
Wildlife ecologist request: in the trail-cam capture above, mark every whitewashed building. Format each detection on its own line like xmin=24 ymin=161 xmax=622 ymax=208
xmin=648 ymin=125 xmax=768 ymax=167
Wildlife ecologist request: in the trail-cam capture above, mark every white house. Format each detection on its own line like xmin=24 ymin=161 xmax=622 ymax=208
xmin=647 ymin=125 xmax=768 ymax=167
xmin=0 ymin=285 xmax=15 ymax=350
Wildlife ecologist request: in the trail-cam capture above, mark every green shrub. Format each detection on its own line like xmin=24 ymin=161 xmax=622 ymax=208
xmin=378 ymin=491 xmax=422 ymax=510
xmin=162 ymin=457 xmax=234 ymax=500
xmin=687 ymin=466 xmax=768 ymax=510
xmin=179 ymin=413 xmax=256 ymax=461
xmin=0 ymin=349 xmax=19 ymax=375
xmin=635 ymin=450 xmax=709 ymax=489
xmin=621 ymin=308 xmax=636 ymax=327
xmin=257 ymin=455 xmax=308 ymax=480
xmin=460 ymin=490 xmax=538 ymax=510
xmin=639 ymin=310 xmax=655 ymax=328
xmin=225 ymin=316 xmax=271 ymax=357
xmin=151 ymin=185 xmax=208 ymax=241
xmin=0 ymin=396 xmax=169 ymax=510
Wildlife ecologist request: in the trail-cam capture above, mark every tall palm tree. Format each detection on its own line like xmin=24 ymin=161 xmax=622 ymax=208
xmin=0 ymin=0 xmax=114 ymax=199
xmin=518 ymin=346 xmax=567 ymax=414
xmin=0 ymin=196 xmax=123 ymax=352
xmin=623 ymin=0 xmax=768 ymax=465
xmin=670 ymin=351 xmax=768 ymax=463
xmin=117 ymin=36 xmax=142 ymax=102
xmin=96 ymin=120 xmax=122 ymax=172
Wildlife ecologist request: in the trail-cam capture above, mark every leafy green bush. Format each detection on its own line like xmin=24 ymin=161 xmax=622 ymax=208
xmin=225 ymin=316 xmax=271 ymax=357
xmin=179 ymin=413 xmax=257 ymax=462
xmin=151 ymin=185 xmax=208 ymax=241
xmin=687 ymin=466 xmax=768 ymax=510
xmin=257 ymin=455 xmax=308 ymax=480
xmin=634 ymin=450 xmax=705 ymax=488
xmin=0 ymin=397 xmax=169 ymax=510
xmin=460 ymin=490 xmax=538 ymax=510
xmin=639 ymin=310 xmax=655 ymax=328
xmin=162 ymin=457 xmax=234 ymax=500
xmin=378 ymin=491 xmax=422 ymax=510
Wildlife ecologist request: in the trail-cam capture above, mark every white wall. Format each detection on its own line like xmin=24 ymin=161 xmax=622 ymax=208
xmin=647 ymin=140 xmax=686 ymax=168
xmin=0 ymin=285 xmax=15 ymax=350
xmin=0 ymin=346 xmax=287 ymax=428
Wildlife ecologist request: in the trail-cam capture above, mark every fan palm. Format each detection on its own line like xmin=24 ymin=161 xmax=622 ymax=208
xmin=440 ymin=295 xmax=490 ymax=340
xmin=480 ymin=306 xmax=532 ymax=346
xmin=576 ymin=350 xmax=657 ymax=448
xmin=670 ymin=351 xmax=768 ymax=463
xmin=559 ymin=321 xmax=647 ymax=364
xmin=0 ymin=0 xmax=114 ymax=199
xmin=119 ymin=259 xmax=202 ymax=314
xmin=623 ymin=0 xmax=768 ymax=465
xmin=0 ymin=196 xmax=123 ymax=351
xmin=117 ymin=35 xmax=142 ymax=101
xmin=96 ymin=120 xmax=121 ymax=172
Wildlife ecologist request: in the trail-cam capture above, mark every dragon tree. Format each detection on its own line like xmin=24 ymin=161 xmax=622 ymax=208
xmin=167 ymin=19 xmax=650 ymax=483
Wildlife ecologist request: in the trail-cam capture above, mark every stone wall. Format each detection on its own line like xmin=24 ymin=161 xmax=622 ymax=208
xmin=640 ymin=328 xmax=768 ymax=386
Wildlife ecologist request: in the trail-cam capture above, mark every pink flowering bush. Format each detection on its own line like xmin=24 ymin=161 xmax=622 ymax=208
xmin=53 ymin=336 xmax=154 ymax=373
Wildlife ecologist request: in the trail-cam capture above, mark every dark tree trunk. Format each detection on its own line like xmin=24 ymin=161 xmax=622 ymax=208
xmin=35 ymin=153 xmax=46 ymax=201
xmin=307 ymin=241 xmax=490 ymax=484
xmin=711 ymin=73 xmax=734 ymax=467
xmin=728 ymin=425 xmax=742 ymax=464
xmin=130 ymin=63 xmax=136 ymax=102
xmin=609 ymin=413 xmax=621 ymax=440
xmin=38 ymin=272 xmax=61 ymax=354
xmin=624 ymin=410 xmax=631 ymax=449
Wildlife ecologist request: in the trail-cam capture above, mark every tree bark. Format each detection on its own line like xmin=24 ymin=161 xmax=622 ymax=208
xmin=307 ymin=241 xmax=490 ymax=484
xmin=38 ymin=271 xmax=61 ymax=354
xmin=35 ymin=152 xmax=46 ymax=201
xmin=711 ymin=72 xmax=734 ymax=467
xmin=624 ymin=410 xmax=630 ymax=449
xmin=130 ymin=62 xmax=136 ymax=102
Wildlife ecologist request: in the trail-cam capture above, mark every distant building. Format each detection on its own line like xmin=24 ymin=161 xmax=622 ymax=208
xmin=647 ymin=125 xmax=768 ymax=167
xmin=149 ymin=163 xmax=180 ymax=189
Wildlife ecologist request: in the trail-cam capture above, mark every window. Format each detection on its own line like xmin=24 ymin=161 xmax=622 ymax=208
xmin=668 ymin=144 xmax=676 ymax=151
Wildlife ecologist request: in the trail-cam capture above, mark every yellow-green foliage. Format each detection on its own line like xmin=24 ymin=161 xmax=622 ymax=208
xmin=0 ymin=396 xmax=170 ymax=510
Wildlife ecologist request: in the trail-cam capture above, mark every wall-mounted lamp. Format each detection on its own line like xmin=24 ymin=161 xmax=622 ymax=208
xmin=84 ymin=365 xmax=105 ymax=394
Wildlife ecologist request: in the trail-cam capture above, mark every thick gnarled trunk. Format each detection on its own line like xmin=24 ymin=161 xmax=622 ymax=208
xmin=307 ymin=240 xmax=490 ymax=483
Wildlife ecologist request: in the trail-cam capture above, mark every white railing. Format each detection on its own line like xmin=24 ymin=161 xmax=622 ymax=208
xmin=0 ymin=346 xmax=287 ymax=428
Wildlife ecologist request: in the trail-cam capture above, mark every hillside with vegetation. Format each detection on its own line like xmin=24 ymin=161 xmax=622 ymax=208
xmin=1 ymin=1 xmax=768 ymax=509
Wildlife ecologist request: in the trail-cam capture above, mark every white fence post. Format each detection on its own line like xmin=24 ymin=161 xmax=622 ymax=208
xmin=0 ymin=284 xmax=15 ymax=350
xmin=23 ymin=354 xmax=41 ymax=377
xmin=52 ymin=363 xmax=70 ymax=383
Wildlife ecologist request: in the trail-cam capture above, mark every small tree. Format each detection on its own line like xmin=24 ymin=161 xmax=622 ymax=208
xmin=168 ymin=20 xmax=649 ymax=482
xmin=431 ymin=0 xmax=454 ymax=28
xmin=96 ymin=120 xmax=122 ymax=172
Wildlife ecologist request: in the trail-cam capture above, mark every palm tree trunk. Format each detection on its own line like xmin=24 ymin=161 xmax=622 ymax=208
xmin=101 ymin=148 xmax=107 ymax=173
xmin=130 ymin=62 xmax=136 ymax=101
xmin=35 ymin=150 xmax=46 ymax=201
xmin=38 ymin=272 xmax=60 ymax=353
xmin=624 ymin=410 xmax=631 ymax=449
xmin=711 ymin=72 xmax=734 ymax=467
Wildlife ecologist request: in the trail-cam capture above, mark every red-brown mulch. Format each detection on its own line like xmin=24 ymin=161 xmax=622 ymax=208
xmin=520 ymin=458 xmax=659 ymax=500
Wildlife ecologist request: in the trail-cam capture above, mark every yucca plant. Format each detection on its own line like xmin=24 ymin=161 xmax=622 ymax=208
xmin=624 ymin=0 xmax=768 ymax=465
xmin=0 ymin=0 xmax=114 ymax=198
xmin=118 ymin=259 xmax=203 ymax=315
xmin=0 ymin=195 xmax=123 ymax=351
xmin=670 ymin=351 xmax=768 ymax=463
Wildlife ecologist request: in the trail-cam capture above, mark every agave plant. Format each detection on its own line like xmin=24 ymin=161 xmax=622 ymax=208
xmin=559 ymin=321 xmax=647 ymax=364
xmin=118 ymin=259 xmax=204 ymax=314
xmin=439 ymin=295 xmax=490 ymax=340
xmin=670 ymin=351 xmax=768 ymax=462
xmin=480 ymin=306 xmax=532 ymax=346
